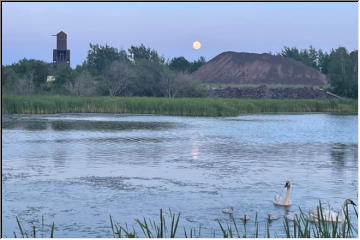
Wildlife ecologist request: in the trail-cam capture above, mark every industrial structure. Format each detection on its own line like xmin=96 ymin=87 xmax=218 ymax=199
xmin=52 ymin=31 xmax=70 ymax=65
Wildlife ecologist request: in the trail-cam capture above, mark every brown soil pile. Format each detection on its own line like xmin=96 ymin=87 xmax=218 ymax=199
xmin=192 ymin=51 xmax=327 ymax=85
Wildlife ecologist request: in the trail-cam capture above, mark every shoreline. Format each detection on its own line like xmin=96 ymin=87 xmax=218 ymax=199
xmin=2 ymin=95 xmax=357 ymax=117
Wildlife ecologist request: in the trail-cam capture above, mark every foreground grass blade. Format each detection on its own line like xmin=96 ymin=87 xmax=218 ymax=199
xmin=11 ymin=204 xmax=358 ymax=238
xmin=16 ymin=217 xmax=25 ymax=238
xmin=50 ymin=222 xmax=55 ymax=238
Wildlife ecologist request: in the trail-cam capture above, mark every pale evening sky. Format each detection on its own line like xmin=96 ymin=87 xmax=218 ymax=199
xmin=2 ymin=2 xmax=358 ymax=67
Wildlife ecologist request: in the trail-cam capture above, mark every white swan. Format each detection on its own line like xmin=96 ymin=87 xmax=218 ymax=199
xmin=222 ymin=206 xmax=234 ymax=215
xmin=273 ymin=181 xmax=292 ymax=206
xmin=308 ymin=199 xmax=356 ymax=222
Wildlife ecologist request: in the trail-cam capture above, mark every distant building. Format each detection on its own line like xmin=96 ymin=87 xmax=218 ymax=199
xmin=53 ymin=31 xmax=70 ymax=65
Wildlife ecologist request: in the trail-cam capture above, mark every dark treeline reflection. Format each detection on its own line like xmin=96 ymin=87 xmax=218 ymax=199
xmin=2 ymin=119 xmax=177 ymax=132
xmin=330 ymin=143 xmax=357 ymax=167
xmin=2 ymin=119 xmax=49 ymax=131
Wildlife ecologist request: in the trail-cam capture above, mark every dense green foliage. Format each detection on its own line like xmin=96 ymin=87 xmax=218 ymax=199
xmin=277 ymin=46 xmax=358 ymax=98
xmin=327 ymin=48 xmax=358 ymax=98
xmin=2 ymin=95 xmax=357 ymax=116
xmin=86 ymin=44 xmax=129 ymax=76
xmin=278 ymin=46 xmax=328 ymax=73
xmin=169 ymin=56 xmax=206 ymax=73
xmin=2 ymin=44 xmax=205 ymax=98
xmin=2 ymin=44 xmax=357 ymax=99
xmin=2 ymin=59 xmax=51 ymax=94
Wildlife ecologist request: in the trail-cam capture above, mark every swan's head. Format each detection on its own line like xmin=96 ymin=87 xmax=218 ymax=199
xmin=284 ymin=181 xmax=291 ymax=189
xmin=344 ymin=199 xmax=356 ymax=206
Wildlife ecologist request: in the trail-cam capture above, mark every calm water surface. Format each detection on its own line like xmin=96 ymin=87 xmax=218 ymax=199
xmin=2 ymin=113 xmax=358 ymax=237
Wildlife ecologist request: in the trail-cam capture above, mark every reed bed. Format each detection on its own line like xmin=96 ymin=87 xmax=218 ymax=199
xmin=2 ymin=95 xmax=357 ymax=116
xmin=11 ymin=203 xmax=357 ymax=238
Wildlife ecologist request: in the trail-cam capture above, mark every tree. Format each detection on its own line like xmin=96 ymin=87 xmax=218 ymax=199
xmin=5 ymin=59 xmax=50 ymax=93
xmin=2 ymin=66 xmax=19 ymax=94
xmin=14 ymin=71 xmax=35 ymax=95
xmin=128 ymin=44 xmax=164 ymax=64
xmin=279 ymin=47 xmax=301 ymax=61
xmin=278 ymin=46 xmax=336 ymax=75
xmin=318 ymin=50 xmax=330 ymax=74
xmin=104 ymin=61 xmax=135 ymax=96
xmin=327 ymin=47 xmax=357 ymax=98
xmin=168 ymin=56 xmax=206 ymax=74
xmin=51 ymin=64 xmax=77 ymax=94
xmin=86 ymin=44 xmax=128 ymax=75
xmin=172 ymin=74 xmax=205 ymax=97
xmin=169 ymin=57 xmax=190 ymax=73
xmin=64 ymin=71 xmax=97 ymax=96
xmin=308 ymin=45 xmax=319 ymax=69
xmin=348 ymin=50 xmax=358 ymax=98
xmin=280 ymin=47 xmax=319 ymax=70
xmin=277 ymin=46 xmax=357 ymax=98
xmin=160 ymin=66 xmax=178 ymax=98
xmin=189 ymin=56 xmax=206 ymax=73
xmin=132 ymin=60 xmax=165 ymax=97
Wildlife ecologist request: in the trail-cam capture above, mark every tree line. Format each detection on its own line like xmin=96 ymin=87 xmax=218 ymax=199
xmin=275 ymin=46 xmax=357 ymax=98
xmin=2 ymin=44 xmax=206 ymax=98
xmin=2 ymin=44 xmax=358 ymax=99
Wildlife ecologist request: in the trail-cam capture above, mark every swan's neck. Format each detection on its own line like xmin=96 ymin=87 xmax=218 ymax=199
xmin=284 ymin=187 xmax=291 ymax=204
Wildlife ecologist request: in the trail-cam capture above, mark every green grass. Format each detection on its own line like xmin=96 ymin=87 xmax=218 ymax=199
xmin=13 ymin=216 xmax=55 ymax=238
xmin=11 ymin=203 xmax=357 ymax=238
xmin=2 ymin=95 xmax=357 ymax=116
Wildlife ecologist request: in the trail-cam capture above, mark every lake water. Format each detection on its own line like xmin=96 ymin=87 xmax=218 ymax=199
xmin=2 ymin=113 xmax=358 ymax=237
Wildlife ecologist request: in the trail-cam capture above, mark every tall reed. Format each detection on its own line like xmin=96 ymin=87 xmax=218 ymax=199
xmin=2 ymin=95 xmax=357 ymax=116
xmin=11 ymin=203 xmax=357 ymax=238
xmin=12 ymin=216 xmax=55 ymax=238
xmin=107 ymin=203 xmax=357 ymax=238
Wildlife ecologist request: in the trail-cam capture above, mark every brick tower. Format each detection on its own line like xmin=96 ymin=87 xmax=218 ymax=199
xmin=52 ymin=31 xmax=70 ymax=65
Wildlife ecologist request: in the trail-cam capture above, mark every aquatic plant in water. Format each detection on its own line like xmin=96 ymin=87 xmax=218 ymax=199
xmin=11 ymin=202 xmax=357 ymax=238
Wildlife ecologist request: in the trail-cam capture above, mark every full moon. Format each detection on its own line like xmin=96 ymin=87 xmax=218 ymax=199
xmin=192 ymin=41 xmax=201 ymax=50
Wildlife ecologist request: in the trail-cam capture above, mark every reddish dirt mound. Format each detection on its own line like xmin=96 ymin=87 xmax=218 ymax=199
xmin=192 ymin=51 xmax=327 ymax=85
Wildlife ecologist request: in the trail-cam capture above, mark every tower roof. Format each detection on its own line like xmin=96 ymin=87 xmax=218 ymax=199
xmin=57 ymin=31 xmax=67 ymax=36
